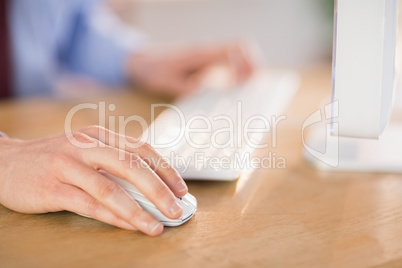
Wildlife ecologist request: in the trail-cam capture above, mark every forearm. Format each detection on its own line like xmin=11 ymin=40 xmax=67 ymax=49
xmin=59 ymin=1 xmax=147 ymax=87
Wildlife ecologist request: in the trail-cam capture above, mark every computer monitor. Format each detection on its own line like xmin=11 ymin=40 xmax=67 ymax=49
xmin=303 ymin=0 xmax=402 ymax=172
xmin=332 ymin=0 xmax=398 ymax=139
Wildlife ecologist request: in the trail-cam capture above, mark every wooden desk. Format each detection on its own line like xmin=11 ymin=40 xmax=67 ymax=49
xmin=1 ymin=67 xmax=402 ymax=268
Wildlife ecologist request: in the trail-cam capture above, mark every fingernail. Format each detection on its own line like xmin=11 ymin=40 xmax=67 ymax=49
xmin=170 ymin=201 xmax=182 ymax=215
xmin=177 ymin=181 xmax=188 ymax=193
xmin=148 ymin=220 xmax=163 ymax=233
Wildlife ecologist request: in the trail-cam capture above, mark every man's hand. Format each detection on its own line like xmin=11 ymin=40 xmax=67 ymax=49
xmin=0 ymin=126 xmax=188 ymax=236
xmin=127 ymin=41 xmax=258 ymax=96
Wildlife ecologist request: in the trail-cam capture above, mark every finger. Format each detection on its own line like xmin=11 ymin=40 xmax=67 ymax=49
xmin=226 ymin=43 xmax=256 ymax=83
xmin=63 ymin=134 xmax=183 ymax=220
xmin=84 ymin=146 xmax=183 ymax=220
xmin=179 ymin=43 xmax=256 ymax=84
xmin=58 ymin=161 xmax=164 ymax=236
xmin=180 ymin=45 xmax=225 ymax=71
xmin=165 ymin=75 xmax=199 ymax=95
xmin=57 ymin=184 xmax=138 ymax=231
xmin=80 ymin=126 xmax=188 ymax=197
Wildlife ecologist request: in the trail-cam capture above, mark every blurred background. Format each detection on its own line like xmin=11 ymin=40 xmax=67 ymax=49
xmin=110 ymin=0 xmax=335 ymax=68
xmin=107 ymin=0 xmax=402 ymax=111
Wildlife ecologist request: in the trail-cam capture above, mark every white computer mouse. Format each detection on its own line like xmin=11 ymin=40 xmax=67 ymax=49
xmin=97 ymin=172 xmax=197 ymax=227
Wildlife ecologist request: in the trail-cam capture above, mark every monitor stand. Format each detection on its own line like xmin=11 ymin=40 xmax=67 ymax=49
xmin=303 ymin=122 xmax=402 ymax=173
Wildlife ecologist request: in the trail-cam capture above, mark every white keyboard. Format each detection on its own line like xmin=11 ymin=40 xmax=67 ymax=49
xmin=143 ymin=70 xmax=299 ymax=180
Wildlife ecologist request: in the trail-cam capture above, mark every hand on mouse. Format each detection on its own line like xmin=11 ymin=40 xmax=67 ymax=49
xmin=126 ymin=41 xmax=258 ymax=97
xmin=0 ymin=126 xmax=187 ymax=236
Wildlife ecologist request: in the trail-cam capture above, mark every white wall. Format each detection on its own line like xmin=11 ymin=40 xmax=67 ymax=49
xmin=129 ymin=0 xmax=333 ymax=67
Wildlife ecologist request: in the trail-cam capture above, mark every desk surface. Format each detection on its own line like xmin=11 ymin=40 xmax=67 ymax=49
xmin=1 ymin=67 xmax=402 ymax=268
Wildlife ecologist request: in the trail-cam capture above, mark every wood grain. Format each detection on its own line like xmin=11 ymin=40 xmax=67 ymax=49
xmin=1 ymin=67 xmax=402 ymax=268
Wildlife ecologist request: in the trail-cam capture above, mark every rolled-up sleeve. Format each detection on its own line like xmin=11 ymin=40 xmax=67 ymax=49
xmin=58 ymin=0 xmax=146 ymax=86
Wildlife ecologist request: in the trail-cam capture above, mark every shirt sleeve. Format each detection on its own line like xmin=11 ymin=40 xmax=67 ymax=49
xmin=58 ymin=0 xmax=147 ymax=87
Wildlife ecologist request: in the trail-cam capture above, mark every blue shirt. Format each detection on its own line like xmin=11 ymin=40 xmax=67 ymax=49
xmin=8 ymin=0 xmax=146 ymax=97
